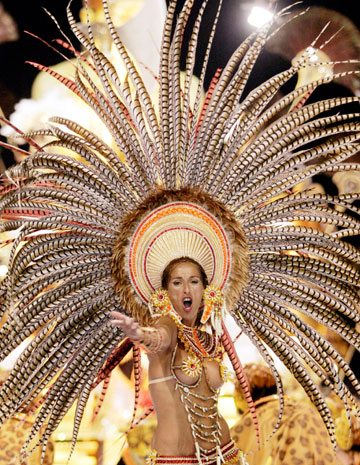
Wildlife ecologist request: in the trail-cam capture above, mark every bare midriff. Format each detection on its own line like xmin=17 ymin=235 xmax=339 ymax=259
xmin=148 ymin=345 xmax=231 ymax=456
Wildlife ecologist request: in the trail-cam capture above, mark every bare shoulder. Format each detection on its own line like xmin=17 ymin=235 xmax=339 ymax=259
xmin=153 ymin=316 xmax=178 ymax=347
xmin=153 ymin=315 xmax=177 ymax=330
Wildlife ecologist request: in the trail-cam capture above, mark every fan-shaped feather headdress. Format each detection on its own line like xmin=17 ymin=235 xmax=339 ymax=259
xmin=0 ymin=0 xmax=360 ymax=461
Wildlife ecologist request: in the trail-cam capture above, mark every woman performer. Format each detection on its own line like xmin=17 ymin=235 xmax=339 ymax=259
xmin=0 ymin=0 xmax=359 ymax=463
xmin=111 ymin=257 xmax=244 ymax=465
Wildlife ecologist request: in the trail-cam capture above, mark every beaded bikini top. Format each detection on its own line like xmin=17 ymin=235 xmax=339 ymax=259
xmin=169 ymin=332 xmax=233 ymax=465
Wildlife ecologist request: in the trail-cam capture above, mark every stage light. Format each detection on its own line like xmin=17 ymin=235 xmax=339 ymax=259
xmin=247 ymin=5 xmax=273 ymax=28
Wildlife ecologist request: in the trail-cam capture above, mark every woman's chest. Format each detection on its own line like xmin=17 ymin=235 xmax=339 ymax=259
xmin=172 ymin=346 xmax=225 ymax=391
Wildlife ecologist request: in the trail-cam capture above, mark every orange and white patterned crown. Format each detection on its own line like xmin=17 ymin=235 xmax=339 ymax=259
xmin=128 ymin=201 xmax=231 ymax=305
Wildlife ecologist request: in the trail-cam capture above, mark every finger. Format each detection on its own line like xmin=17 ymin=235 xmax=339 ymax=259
xmin=110 ymin=319 xmax=125 ymax=326
xmin=110 ymin=318 xmax=125 ymax=325
xmin=109 ymin=311 xmax=123 ymax=319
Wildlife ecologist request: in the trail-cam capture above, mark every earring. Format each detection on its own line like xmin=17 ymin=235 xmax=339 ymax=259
xmin=201 ymin=285 xmax=225 ymax=335
xmin=149 ymin=289 xmax=182 ymax=325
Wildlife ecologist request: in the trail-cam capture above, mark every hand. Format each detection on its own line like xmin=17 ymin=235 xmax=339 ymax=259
xmin=109 ymin=311 xmax=143 ymax=341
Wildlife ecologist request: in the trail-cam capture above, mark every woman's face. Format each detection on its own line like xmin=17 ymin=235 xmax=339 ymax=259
xmin=167 ymin=261 xmax=205 ymax=327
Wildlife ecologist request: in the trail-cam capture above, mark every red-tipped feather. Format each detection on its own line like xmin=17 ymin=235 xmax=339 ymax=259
xmin=126 ymin=345 xmax=142 ymax=432
xmin=221 ymin=322 xmax=260 ymax=448
xmin=91 ymin=373 xmax=111 ymax=422
xmin=0 ymin=141 xmax=32 ymax=157
xmin=25 ymin=31 xmax=76 ymax=68
xmin=195 ymin=68 xmax=222 ymax=137
xmin=0 ymin=115 xmax=42 ymax=151
xmin=19 ymin=339 xmax=133 ymax=426
xmin=91 ymin=338 xmax=134 ymax=390
xmin=53 ymin=38 xmax=97 ymax=72
xmin=127 ymin=405 xmax=154 ymax=431
xmin=2 ymin=207 xmax=52 ymax=219
xmin=290 ymin=89 xmax=315 ymax=111
xmin=26 ymin=61 xmax=81 ymax=96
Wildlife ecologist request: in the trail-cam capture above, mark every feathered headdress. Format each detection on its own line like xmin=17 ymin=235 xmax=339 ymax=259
xmin=0 ymin=0 xmax=360 ymax=462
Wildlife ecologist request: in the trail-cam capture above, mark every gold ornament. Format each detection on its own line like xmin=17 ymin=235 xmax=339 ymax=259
xmin=149 ymin=289 xmax=182 ymax=325
xmin=201 ymin=285 xmax=225 ymax=335
xmin=181 ymin=354 xmax=202 ymax=378
xmin=220 ymin=363 xmax=233 ymax=383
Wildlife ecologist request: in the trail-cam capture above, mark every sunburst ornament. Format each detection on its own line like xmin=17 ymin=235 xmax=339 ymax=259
xmin=149 ymin=289 xmax=182 ymax=325
xmin=150 ymin=288 xmax=170 ymax=307
xmin=182 ymin=354 xmax=202 ymax=378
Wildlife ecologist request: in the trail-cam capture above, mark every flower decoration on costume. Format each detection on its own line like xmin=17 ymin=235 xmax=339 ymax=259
xmin=145 ymin=449 xmax=158 ymax=465
xmin=150 ymin=289 xmax=170 ymax=310
xmin=201 ymin=285 xmax=225 ymax=336
xmin=182 ymin=354 xmax=202 ymax=378
xmin=149 ymin=289 xmax=182 ymax=325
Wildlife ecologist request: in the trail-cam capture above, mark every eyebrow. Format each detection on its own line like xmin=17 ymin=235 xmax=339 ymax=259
xmin=172 ymin=275 xmax=201 ymax=279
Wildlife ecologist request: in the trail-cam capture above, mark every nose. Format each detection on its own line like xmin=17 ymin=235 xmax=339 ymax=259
xmin=183 ymin=282 xmax=190 ymax=294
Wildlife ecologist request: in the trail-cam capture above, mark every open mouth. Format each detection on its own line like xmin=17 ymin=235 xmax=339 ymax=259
xmin=183 ymin=297 xmax=192 ymax=310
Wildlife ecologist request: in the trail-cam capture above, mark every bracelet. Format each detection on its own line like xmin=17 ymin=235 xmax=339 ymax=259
xmin=138 ymin=327 xmax=164 ymax=353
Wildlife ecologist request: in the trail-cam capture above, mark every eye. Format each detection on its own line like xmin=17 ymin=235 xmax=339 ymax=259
xmin=172 ymin=280 xmax=181 ymax=286
xmin=191 ymin=279 xmax=200 ymax=284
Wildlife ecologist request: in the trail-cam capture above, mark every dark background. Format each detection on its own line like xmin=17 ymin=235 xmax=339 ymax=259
xmin=0 ymin=0 xmax=358 ymax=114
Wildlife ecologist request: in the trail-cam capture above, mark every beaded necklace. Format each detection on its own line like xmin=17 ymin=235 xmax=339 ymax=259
xmin=178 ymin=324 xmax=222 ymax=360
xmin=170 ymin=345 xmax=223 ymax=464
xmin=176 ymin=323 xmax=224 ymax=379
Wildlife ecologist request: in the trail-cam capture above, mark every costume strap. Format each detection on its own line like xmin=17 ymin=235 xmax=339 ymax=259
xmin=148 ymin=375 xmax=174 ymax=386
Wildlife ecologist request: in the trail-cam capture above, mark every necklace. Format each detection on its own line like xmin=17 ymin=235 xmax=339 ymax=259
xmin=177 ymin=323 xmax=224 ymax=379
xmin=178 ymin=324 xmax=223 ymax=360
xmin=149 ymin=288 xmax=225 ymax=377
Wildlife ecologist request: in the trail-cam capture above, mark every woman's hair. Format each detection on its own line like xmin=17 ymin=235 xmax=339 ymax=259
xmin=161 ymin=257 xmax=208 ymax=289
xmin=235 ymin=363 xmax=277 ymax=406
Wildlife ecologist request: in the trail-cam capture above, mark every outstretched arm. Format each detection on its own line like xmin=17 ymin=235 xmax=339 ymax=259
xmin=109 ymin=311 xmax=172 ymax=353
